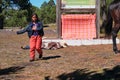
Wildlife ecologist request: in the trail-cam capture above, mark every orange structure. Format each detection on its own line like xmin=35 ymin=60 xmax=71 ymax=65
xmin=61 ymin=14 xmax=96 ymax=39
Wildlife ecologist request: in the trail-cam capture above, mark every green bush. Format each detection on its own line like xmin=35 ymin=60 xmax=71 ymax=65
xmin=4 ymin=10 xmax=28 ymax=27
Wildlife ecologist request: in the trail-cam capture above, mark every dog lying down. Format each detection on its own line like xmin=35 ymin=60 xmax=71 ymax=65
xmin=21 ymin=42 xmax=68 ymax=50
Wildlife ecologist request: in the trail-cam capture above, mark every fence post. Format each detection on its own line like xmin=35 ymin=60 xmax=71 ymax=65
xmin=96 ymin=0 xmax=100 ymax=38
xmin=56 ymin=0 xmax=62 ymax=39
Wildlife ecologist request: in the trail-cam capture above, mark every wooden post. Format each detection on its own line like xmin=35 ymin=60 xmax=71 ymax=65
xmin=96 ymin=0 xmax=100 ymax=38
xmin=56 ymin=0 xmax=62 ymax=39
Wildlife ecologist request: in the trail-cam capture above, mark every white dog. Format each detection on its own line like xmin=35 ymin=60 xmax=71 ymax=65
xmin=42 ymin=42 xmax=68 ymax=50
xmin=21 ymin=42 xmax=68 ymax=50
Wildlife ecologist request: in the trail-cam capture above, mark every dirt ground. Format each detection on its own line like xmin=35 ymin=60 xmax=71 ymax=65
xmin=1 ymin=27 xmax=120 ymax=80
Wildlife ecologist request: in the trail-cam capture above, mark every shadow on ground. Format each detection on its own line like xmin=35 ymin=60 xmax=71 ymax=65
xmin=0 ymin=66 xmax=25 ymax=75
xmin=55 ymin=65 xmax=120 ymax=80
xmin=42 ymin=55 xmax=61 ymax=60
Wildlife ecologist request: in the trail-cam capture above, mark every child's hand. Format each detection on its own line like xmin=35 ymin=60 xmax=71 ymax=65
xmin=16 ymin=31 xmax=19 ymax=34
xmin=32 ymin=26 xmax=37 ymax=30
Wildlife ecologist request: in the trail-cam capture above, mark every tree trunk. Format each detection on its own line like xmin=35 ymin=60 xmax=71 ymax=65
xmin=0 ymin=18 xmax=3 ymax=29
xmin=0 ymin=7 xmax=3 ymax=29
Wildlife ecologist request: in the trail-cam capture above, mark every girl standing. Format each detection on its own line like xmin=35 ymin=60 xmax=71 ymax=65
xmin=17 ymin=13 xmax=44 ymax=62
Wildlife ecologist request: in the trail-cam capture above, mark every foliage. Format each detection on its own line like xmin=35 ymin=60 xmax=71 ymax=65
xmin=41 ymin=1 xmax=48 ymax=8
xmin=4 ymin=10 xmax=28 ymax=27
xmin=12 ymin=0 xmax=33 ymax=22
xmin=0 ymin=0 xmax=115 ymax=28
xmin=39 ymin=0 xmax=56 ymax=24
xmin=0 ymin=0 xmax=33 ymax=28
xmin=100 ymin=0 xmax=113 ymax=13
xmin=0 ymin=0 xmax=56 ymax=28
xmin=12 ymin=0 xmax=32 ymax=10
xmin=100 ymin=0 xmax=113 ymax=33
xmin=48 ymin=0 xmax=55 ymax=6
xmin=106 ymin=0 xmax=113 ymax=9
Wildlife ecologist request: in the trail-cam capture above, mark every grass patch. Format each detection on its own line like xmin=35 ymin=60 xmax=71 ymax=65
xmin=65 ymin=0 xmax=95 ymax=5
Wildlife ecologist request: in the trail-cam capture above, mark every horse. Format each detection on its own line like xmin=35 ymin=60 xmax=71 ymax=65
xmin=104 ymin=0 xmax=120 ymax=54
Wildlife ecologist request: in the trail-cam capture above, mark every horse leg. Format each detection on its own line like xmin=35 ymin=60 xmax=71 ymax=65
xmin=112 ymin=26 xmax=120 ymax=54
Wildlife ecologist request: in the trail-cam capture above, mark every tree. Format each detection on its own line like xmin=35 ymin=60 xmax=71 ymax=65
xmin=12 ymin=0 xmax=32 ymax=22
xmin=48 ymin=0 xmax=55 ymax=6
xmin=100 ymin=0 xmax=107 ymax=30
xmin=0 ymin=0 xmax=34 ymax=28
xmin=39 ymin=0 xmax=56 ymax=24
xmin=41 ymin=1 xmax=48 ymax=8
xmin=4 ymin=9 xmax=28 ymax=27
xmin=100 ymin=0 xmax=113 ymax=32
xmin=0 ymin=1 xmax=2 ymax=29
xmin=12 ymin=0 xmax=31 ymax=10
xmin=0 ymin=0 xmax=9 ymax=29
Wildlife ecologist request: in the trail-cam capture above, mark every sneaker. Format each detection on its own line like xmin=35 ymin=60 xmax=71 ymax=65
xmin=29 ymin=59 xmax=35 ymax=62
xmin=39 ymin=54 xmax=43 ymax=59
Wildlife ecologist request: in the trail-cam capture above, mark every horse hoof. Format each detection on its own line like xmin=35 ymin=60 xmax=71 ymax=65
xmin=114 ymin=50 xmax=120 ymax=54
xmin=115 ymin=51 xmax=118 ymax=54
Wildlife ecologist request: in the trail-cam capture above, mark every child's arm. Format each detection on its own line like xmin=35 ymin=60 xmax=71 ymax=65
xmin=16 ymin=25 xmax=29 ymax=34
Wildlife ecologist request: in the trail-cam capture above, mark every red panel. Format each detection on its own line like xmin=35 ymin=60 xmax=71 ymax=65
xmin=61 ymin=14 xmax=96 ymax=39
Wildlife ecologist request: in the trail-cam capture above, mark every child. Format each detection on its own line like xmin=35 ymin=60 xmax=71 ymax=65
xmin=17 ymin=13 xmax=44 ymax=62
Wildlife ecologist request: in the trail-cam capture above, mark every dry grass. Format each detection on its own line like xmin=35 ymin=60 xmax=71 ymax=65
xmin=1 ymin=26 xmax=120 ymax=80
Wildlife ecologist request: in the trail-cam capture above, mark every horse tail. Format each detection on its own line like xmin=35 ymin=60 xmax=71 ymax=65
xmin=104 ymin=6 xmax=113 ymax=36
